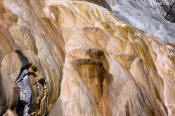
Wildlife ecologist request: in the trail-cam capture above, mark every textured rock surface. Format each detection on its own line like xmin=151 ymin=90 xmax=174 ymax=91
xmin=0 ymin=0 xmax=175 ymax=116
xmin=106 ymin=0 xmax=175 ymax=44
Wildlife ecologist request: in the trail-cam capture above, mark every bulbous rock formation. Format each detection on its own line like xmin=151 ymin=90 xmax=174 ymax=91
xmin=0 ymin=0 xmax=175 ymax=116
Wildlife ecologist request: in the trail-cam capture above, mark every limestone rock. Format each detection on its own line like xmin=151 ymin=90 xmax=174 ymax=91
xmin=0 ymin=0 xmax=175 ymax=116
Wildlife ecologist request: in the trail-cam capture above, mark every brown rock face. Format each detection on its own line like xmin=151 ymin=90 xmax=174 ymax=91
xmin=0 ymin=0 xmax=175 ymax=116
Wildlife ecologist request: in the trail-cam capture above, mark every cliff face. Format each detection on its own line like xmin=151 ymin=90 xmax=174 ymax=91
xmin=1 ymin=0 xmax=175 ymax=116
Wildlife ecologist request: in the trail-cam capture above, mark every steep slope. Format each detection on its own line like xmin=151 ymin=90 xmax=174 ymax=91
xmin=106 ymin=0 xmax=175 ymax=44
xmin=0 ymin=0 xmax=175 ymax=116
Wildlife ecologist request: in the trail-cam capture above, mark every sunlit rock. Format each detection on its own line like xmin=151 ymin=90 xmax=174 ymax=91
xmin=0 ymin=0 xmax=175 ymax=116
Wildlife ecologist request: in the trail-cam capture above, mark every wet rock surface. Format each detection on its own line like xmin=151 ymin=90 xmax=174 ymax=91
xmin=106 ymin=0 xmax=175 ymax=44
xmin=0 ymin=0 xmax=175 ymax=116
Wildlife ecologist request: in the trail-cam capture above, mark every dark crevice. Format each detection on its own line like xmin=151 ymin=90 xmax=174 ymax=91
xmin=15 ymin=50 xmax=49 ymax=116
xmin=161 ymin=2 xmax=175 ymax=23
xmin=101 ymin=0 xmax=112 ymax=11
xmin=16 ymin=100 xmax=25 ymax=116
xmin=15 ymin=50 xmax=32 ymax=116
xmin=15 ymin=50 xmax=29 ymax=66
xmin=165 ymin=2 xmax=175 ymax=22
